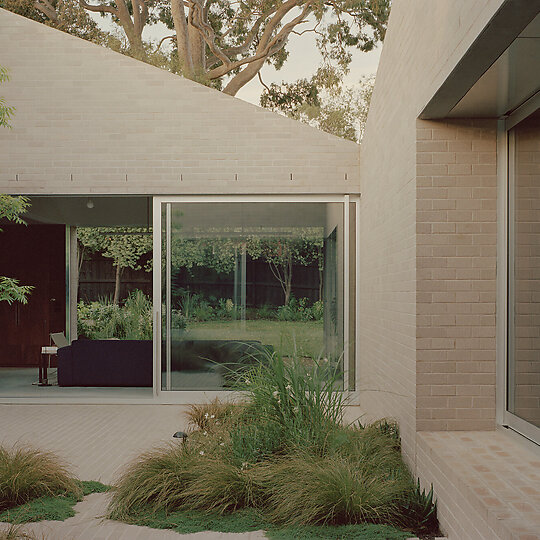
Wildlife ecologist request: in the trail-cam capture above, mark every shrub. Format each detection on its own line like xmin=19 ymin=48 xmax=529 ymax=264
xmin=256 ymin=452 xmax=411 ymax=526
xmin=108 ymin=443 xmax=197 ymax=519
xmin=256 ymin=304 xmax=276 ymax=320
xmin=181 ymin=457 xmax=262 ymax=513
xmin=109 ymin=354 xmax=439 ymax=536
xmin=276 ymin=297 xmax=321 ymax=322
xmin=77 ymin=289 xmax=159 ymax=340
xmin=235 ymin=354 xmax=347 ymax=453
xmin=186 ymin=399 xmax=239 ymax=431
xmin=0 ymin=446 xmax=81 ymax=511
xmin=311 ymin=300 xmax=324 ymax=321
xmin=191 ymin=300 xmax=215 ymax=321
xmin=0 ymin=524 xmax=40 ymax=540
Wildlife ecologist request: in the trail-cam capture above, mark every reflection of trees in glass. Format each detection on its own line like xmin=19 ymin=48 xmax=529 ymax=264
xmin=169 ymin=229 xmax=323 ymax=305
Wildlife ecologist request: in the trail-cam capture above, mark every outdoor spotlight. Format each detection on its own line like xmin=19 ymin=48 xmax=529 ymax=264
xmin=86 ymin=198 xmax=94 ymax=209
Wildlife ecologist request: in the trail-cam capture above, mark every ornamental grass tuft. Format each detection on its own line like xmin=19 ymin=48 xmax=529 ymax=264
xmin=0 ymin=446 xmax=81 ymax=511
xmin=108 ymin=353 xmax=439 ymax=537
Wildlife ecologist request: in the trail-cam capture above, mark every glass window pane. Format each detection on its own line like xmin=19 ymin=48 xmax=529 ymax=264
xmin=509 ymin=108 xmax=540 ymax=428
xmin=160 ymin=201 xmax=346 ymax=391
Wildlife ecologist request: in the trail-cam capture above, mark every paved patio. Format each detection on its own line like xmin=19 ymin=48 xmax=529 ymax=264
xmin=0 ymin=404 xmax=189 ymax=483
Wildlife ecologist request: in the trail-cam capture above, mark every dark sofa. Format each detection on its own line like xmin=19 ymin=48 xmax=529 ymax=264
xmin=57 ymin=338 xmax=272 ymax=387
xmin=57 ymin=339 xmax=152 ymax=387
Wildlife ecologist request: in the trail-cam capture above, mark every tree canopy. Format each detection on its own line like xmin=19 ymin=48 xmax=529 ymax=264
xmin=2 ymin=0 xmax=389 ymax=97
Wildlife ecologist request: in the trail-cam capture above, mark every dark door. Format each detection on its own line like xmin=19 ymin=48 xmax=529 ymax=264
xmin=0 ymin=224 xmax=66 ymax=366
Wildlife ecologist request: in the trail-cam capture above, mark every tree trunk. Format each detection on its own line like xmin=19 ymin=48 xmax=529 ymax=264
xmin=283 ymin=252 xmax=292 ymax=305
xmin=318 ymin=266 xmax=323 ymax=302
xmin=223 ymin=57 xmax=265 ymax=96
xmin=171 ymin=0 xmax=194 ymax=77
xmin=113 ymin=265 xmax=123 ymax=305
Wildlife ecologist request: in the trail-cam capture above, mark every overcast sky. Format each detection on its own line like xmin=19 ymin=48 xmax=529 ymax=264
xmin=92 ymin=13 xmax=381 ymax=107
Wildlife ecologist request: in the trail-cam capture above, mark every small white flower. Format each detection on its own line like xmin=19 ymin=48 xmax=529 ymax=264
xmin=220 ymin=442 xmax=225 ymax=446
xmin=204 ymin=413 xmax=209 ymax=419
xmin=285 ymin=384 xmax=292 ymax=392
xmin=273 ymin=390 xmax=279 ymax=398
xmin=203 ymin=431 xmax=208 ymax=436
xmin=241 ymin=462 xmax=248 ymax=470
xmin=199 ymin=451 xmax=205 ymax=456
xmin=210 ymin=414 xmax=215 ymax=419
xmin=245 ymin=378 xmax=251 ymax=385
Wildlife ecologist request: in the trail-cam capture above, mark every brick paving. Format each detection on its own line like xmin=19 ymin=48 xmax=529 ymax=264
xmin=417 ymin=431 xmax=540 ymax=540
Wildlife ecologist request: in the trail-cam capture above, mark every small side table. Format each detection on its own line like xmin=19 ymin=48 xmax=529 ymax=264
xmin=38 ymin=346 xmax=57 ymax=386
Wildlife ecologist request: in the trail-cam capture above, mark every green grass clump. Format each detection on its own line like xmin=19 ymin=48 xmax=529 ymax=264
xmin=108 ymin=353 xmax=440 ymax=537
xmin=0 ymin=446 xmax=81 ymax=512
xmin=0 ymin=481 xmax=110 ymax=524
xmin=0 ymin=523 xmax=42 ymax=540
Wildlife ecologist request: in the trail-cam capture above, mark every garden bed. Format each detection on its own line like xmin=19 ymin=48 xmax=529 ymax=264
xmin=107 ymin=354 xmax=441 ymax=539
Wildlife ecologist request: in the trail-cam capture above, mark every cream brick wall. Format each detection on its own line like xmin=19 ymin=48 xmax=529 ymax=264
xmin=0 ymin=8 xmax=358 ymax=195
xmin=416 ymin=118 xmax=497 ymax=431
xmin=359 ymin=0 xmax=505 ymax=465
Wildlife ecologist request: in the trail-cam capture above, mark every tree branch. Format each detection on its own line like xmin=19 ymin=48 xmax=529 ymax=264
xmin=34 ymin=0 xmax=58 ymax=23
xmin=79 ymin=0 xmax=118 ymax=16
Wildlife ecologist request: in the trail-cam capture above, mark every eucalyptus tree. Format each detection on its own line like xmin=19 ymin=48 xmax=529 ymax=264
xmin=75 ymin=0 xmax=389 ymax=95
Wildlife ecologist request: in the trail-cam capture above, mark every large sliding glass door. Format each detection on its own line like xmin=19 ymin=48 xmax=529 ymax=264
xmin=153 ymin=196 xmax=357 ymax=397
xmin=506 ymin=104 xmax=540 ymax=443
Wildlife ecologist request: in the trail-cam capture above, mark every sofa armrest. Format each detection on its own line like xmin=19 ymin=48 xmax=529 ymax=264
xmin=57 ymin=345 xmax=73 ymax=386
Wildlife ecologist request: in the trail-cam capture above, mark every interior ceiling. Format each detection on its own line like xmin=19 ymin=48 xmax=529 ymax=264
xmin=448 ymin=12 xmax=540 ymax=117
xmin=169 ymin=203 xmax=329 ymax=233
xmin=25 ymin=197 xmax=151 ymax=227
xmin=22 ymin=197 xmax=333 ymax=230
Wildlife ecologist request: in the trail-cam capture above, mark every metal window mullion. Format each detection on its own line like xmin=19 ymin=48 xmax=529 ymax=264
xmin=343 ymin=196 xmax=350 ymax=392
xmin=166 ymin=203 xmax=172 ymax=391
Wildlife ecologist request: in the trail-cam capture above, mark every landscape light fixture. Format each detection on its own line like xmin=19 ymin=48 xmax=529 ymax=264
xmin=86 ymin=198 xmax=94 ymax=209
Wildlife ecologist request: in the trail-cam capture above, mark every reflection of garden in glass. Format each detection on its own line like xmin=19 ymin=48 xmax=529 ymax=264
xmin=161 ymin=202 xmax=343 ymax=391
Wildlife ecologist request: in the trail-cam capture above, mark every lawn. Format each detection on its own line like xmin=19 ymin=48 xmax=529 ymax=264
xmin=183 ymin=320 xmax=324 ymax=359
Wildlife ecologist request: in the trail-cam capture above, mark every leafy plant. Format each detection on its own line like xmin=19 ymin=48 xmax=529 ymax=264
xmin=256 ymin=304 xmax=276 ymax=320
xmin=0 ymin=446 xmax=81 ymax=511
xmin=277 ymin=296 xmax=320 ymax=322
xmin=395 ymin=480 xmax=438 ymax=535
xmin=77 ymin=289 xmax=159 ymax=340
xmin=0 ymin=277 xmax=33 ymax=305
xmin=108 ymin=354 xmax=439 ymax=537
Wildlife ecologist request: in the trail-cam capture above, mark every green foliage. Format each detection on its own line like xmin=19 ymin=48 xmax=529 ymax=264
xmin=0 ymin=80 xmax=33 ymax=305
xmin=77 ymin=289 xmax=160 ymax=339
xmin=0 ymin=523 xmax=41 ymax=540
xmin=394 ymin=479 xmax=438 ymax=536
xmin=0 ymin=195 xmax=30 ymax=226
xmin=277 ymin=296 xmax=321 ymax=322
xmin=267 ymin=522 xmax=409 ymax=539
xmin=261 ymin=69 xmax=375 ymax=142
xmin=235 ymin=355 xmax=347 ymax=454
xmin=0 ymin=481 xmax=109 ymax=524
xmin=0 ymin=67 xmax=14 ymax=129
xmin=78 ymin=227 xmax=153 ymax=274
xmin=108 ymin=353 xmax=439 ymax=537
xmin=256 ymin=304 xmax=275 ymax=320
xmin=0 ymin=446 xmax=81 ymax=512
xmin=0 ymin=278 xmax=33 ymax=305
